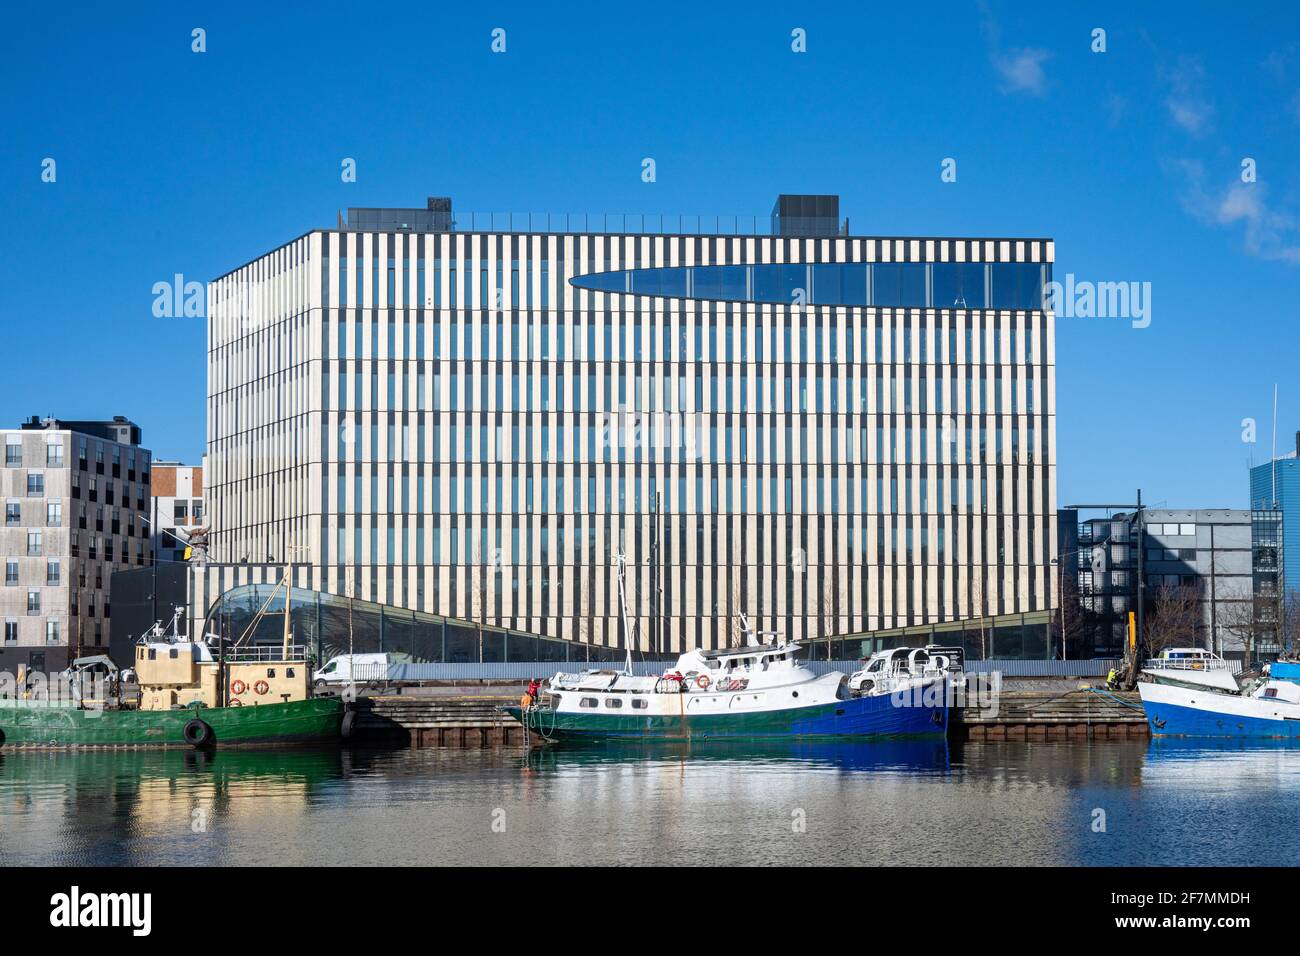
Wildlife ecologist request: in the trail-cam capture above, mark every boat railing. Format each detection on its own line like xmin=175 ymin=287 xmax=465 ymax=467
xmin=1143 ymin=657 xmax=1233 ymax=672
xmin=223 ymin=645 xmax=309 ymax=662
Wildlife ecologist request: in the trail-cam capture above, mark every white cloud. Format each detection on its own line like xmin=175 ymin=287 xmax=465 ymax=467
xmin=1162 ymin=58 xmax=1214 ymax=135
xmin=992 ymin=48 xmax=1051 ymax=97
xmin=1169 ymin=159 xmax=1300 ymax=265
xmin=978 ymin=1 xmax=1050 ymax=97
xmin=1166 ymin=96 xmax=1212 ymax=134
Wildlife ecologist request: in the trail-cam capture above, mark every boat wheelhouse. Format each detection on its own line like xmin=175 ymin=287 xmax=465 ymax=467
xmin=848 ymin=646 xmax=967 ymax=697
xmin=1140 ymin=647 xmax=1239 ymax=693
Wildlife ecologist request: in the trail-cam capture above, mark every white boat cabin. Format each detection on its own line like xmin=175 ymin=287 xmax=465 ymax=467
xmin=1140 ymin=646 xmax=1239 ymax=693
xmin=848 ymin=646 xmax=963 ymax=695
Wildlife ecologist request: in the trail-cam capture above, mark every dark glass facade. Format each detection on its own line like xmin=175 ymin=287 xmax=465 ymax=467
xmin=571 ymin=261 xmax=1049 ymax=309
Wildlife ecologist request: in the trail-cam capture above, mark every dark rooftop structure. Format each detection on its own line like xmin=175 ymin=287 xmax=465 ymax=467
xmin=337 ymin=194 xmax=855 ymax=237
xmin=20 ymin=415 xmax=143 ymax=446
xmin=771 ymin=194 xmax=844 ymax=237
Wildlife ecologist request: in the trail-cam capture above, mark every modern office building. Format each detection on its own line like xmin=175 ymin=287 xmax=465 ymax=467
xmin=1250 ymin=432 xmax=1299 ymax=594
xmin=1058 ymin=507 xmax=1283 ymax=659
xmin=204 ymin=194 xmax=1057 ymax=654
xmin=150 ymin=460 xmax=204 ymax=564
xmin=1 ymin=416 xmax=151 ymax=674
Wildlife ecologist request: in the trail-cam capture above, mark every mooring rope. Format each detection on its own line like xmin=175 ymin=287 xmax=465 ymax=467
xmin=1086 ymin=686 xmax=1146 ymax=712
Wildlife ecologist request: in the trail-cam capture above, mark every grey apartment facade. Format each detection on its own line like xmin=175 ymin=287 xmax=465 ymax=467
xmin=1058 ymin=507 xmax=1283 ymax=659
xmin=1 ymin=417 xmax=151 ymax=673
xmin=205 ymin=195 xmax=1057 ymax=654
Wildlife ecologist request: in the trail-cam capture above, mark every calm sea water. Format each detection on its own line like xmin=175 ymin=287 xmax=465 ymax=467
xmin=1 ymin=740 xmax=1298 ymax=866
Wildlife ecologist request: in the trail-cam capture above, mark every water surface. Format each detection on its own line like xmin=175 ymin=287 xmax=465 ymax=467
xmin=1 ymin=740 xmax=1296 ymax=866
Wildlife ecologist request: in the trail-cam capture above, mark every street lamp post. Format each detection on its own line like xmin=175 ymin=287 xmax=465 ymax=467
xmin=1052 ymin=548 xmax=1087 ymax=662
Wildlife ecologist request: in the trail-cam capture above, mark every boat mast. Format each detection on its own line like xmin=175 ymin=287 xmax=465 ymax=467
xmin=283 ymin=550 xmax=293 ymax=659
xmin=616 ymin=551 xmax=634 ymax=676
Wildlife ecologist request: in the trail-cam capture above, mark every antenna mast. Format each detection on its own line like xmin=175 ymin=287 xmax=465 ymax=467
xmin=1272 ymin=383 xmax=1279 ymax=507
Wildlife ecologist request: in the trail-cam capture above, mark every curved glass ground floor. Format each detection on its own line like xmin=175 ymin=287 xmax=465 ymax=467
xmin=813 ymin=609 xmax=1060 ymax=661
xmin=204 ymin=584 xmax=1068 ymax=670
xmin=205 ymin=584 xmax=650 ymax=666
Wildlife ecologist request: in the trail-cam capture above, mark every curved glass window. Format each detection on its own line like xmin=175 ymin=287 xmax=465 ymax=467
xmin=204 ymin=583 xmax=643 ymax=665
xmin=570 ymin=262 xmax=1048 ymax=309
xmin=689 ymin=265 xmax=747 ymax=300
xmin=752 ymin=263 xmax=809 ymax=304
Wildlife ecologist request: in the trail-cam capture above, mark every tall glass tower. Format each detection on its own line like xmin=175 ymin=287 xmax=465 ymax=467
xmin=1250 ymin=435 xmax=1300 ymax=594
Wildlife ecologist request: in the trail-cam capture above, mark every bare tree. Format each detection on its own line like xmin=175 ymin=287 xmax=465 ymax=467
xmin=729 ymin=570 xmax=744 ymax=649
xmin=1143 ymin=583 xmax=1203 ymax=660
xmin=576 ymin=566 xmax=592 ymax=662
xmin=1279 ymin=589 xmax=1300 ymax=659
xmin=471 ymin=538 xmax=493 ymax=663
xmin=971 ymin=570 xmax=987 ymax=661
xmin=1214 ymin=599 xmax=1256 ymax=665
xmin=1055 ymin=567 xmax=1090 ymax=660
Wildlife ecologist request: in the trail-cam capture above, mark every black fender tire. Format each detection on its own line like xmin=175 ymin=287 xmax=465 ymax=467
xmin=0 ymin=727 xmax=6 ymax=747
xmin=340 ymin=710 xmax=357 ymax=740
xmin=183 ymin=718 xmax=214 ymax=749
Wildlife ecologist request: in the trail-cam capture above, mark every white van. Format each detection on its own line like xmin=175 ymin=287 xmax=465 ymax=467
xmin=313 ymin=653 xmax=394 ymax=688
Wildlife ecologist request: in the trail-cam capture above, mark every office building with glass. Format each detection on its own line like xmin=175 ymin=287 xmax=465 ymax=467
xmin=1250 ymin=433 xmax=1299 ymax=595
xmin=205 ymin=195 xmax=1057 ymax=654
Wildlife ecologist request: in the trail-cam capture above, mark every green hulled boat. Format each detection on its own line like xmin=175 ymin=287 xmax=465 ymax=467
xmin=0 ymin=697 xmax=346 ymax=749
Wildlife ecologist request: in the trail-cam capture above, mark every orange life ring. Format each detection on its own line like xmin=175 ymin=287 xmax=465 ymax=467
xmin=696 ymin=674 xmax=711 ymax=690
xmin=230 ymin=679 xmax=248 ymax=696
xmin=254 ymin=680 xmax=271 ymax=696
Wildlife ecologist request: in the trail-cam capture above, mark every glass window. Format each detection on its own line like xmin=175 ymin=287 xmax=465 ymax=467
xmin=816 ymin=263 xmax=868 ymax=305
xmin=572 ymin=270 xmax=627 ymax=293
xmin=629 ymin=267 xmax=687 ymax=297
xmin=932 ymin=263 xmax=986 ymax=308
xmin=872 ymin=263 xmax=927 ymax=307
xmin=991 ymin=263 xmax=1044 ymax=309
xmin=689 ymin=265 xmax=749 ymax=301
xmin=752 ymin=264 xmax=808 ymax=304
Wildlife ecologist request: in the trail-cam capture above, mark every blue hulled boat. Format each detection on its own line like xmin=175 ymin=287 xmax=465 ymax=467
xmin=1139 ymin=659 xmax=1300 ymax=738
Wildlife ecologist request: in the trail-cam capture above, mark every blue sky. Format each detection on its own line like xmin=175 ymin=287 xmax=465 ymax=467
xmin=2 ymin=1 xmax=1298 ymax=510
